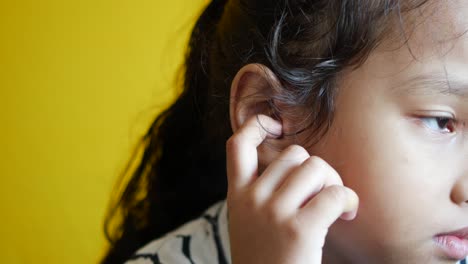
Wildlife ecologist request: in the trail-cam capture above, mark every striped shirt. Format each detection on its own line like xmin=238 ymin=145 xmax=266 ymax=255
xmin=125 ymin=200 xmax=467 ymax=264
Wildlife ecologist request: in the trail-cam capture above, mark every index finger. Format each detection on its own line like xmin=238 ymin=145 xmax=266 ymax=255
xmin=226 ymin=115 xmax=282 ymax=195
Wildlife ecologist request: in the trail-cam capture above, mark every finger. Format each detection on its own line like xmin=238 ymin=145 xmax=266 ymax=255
xmin=226 ymin=115 xmax=282 ymax=196
xmin=270 ymin=156 xmax=343 ymax=215
xmin=299 ymin=185 xmax=359 ymax=230
xmin=252 ymin=145 xmax=309 ymax=204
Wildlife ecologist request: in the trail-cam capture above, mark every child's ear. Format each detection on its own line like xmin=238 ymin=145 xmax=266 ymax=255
xmin=229 ymin=64 xmax=297 ymax=156
xmin=229 ymin=63 xmax=282 ymax=133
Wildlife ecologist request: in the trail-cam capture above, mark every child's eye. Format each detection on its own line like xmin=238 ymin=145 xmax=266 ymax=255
xmin=419 ymin=117 xmax=456 ymax=133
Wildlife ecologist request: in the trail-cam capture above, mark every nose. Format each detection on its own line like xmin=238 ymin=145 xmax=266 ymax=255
xmin=451 ymin=175 xmax=468 ymax=205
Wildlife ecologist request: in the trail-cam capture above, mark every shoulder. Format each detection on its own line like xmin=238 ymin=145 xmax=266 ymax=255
xmin=124 ymin=200 xmax=231 ymax=264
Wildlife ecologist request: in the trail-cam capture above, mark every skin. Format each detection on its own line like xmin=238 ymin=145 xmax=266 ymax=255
xmin=227 ymin=1 xmax=468 ymax=264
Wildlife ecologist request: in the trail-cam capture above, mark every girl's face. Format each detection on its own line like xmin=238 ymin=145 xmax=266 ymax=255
xmin=307 ymin=2 xmax=468 ymax=263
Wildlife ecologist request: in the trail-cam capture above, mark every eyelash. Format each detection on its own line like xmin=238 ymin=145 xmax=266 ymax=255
xmin=419 ymin=116 xmax=457 ymax=134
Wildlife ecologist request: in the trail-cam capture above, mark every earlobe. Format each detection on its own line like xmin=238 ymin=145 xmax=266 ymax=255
xmin=229 ymin=63 xmax=282 ymax=133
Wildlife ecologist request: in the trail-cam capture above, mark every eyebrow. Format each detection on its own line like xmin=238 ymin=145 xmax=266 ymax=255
xmin=392 ymin=72 xmax=468 ymax=99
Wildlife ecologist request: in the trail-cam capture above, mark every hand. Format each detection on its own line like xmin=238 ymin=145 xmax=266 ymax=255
xmin=226 ymin=115 xmax=359 ymax=264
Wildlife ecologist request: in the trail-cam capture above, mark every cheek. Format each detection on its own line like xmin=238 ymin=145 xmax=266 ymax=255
xmin=317 ymin=108 xmax=445 ymax=242
xmin=331 ymin=127 xmax=421 ymax=225
xmin=308 ymin=74 xmax=458 ymax=253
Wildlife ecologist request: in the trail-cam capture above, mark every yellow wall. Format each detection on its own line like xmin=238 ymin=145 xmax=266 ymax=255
xmin=0 ymin=0 xmax=206 ymax=263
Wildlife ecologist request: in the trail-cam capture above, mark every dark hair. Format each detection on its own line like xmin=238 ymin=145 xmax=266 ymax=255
xmin=101 ymin=0 xmax=429 ymax=263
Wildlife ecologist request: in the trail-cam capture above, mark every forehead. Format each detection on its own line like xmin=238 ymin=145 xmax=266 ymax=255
xmin=391 ymin=2 xmax=468 ymax=54
xmin=359 ymin=1 xmax=468 ymax=91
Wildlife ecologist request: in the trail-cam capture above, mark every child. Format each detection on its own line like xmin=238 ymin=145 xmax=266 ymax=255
xmin=102 ymin=0 xmax=468 ymax=263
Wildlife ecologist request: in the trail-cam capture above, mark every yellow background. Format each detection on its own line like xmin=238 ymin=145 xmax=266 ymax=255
xmin=0 ymin=0 xmax=205 ymax=263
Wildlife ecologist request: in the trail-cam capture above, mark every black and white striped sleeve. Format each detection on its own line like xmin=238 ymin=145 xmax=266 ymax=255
xmin=125 ymin=200 xmax=231 ymax=264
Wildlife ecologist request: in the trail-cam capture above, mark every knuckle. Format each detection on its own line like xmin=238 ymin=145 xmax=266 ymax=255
xmin=269 ymin=197 xmax=286 ymax=216
xmin=264 ymin=201 xmax=283 ymax=223
xmin=284 ymin=218 xmax=302 ymax=240
xmin=301 ymin=157 xmax=319 ymax=172
xmin=283 ymin=144 xmax=309 ymax=159
xmin=304 ymin=156 xmax=328 ymax=169
xmin=226 ymin=136 xmax=241 ymax=152
xmin=323 ymin=185 xmax=347 ymax=203
xmin=301 ymin=156 xmax=334 ymax=179
xmin=245 ymin=189 xmax=261 ymax=208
